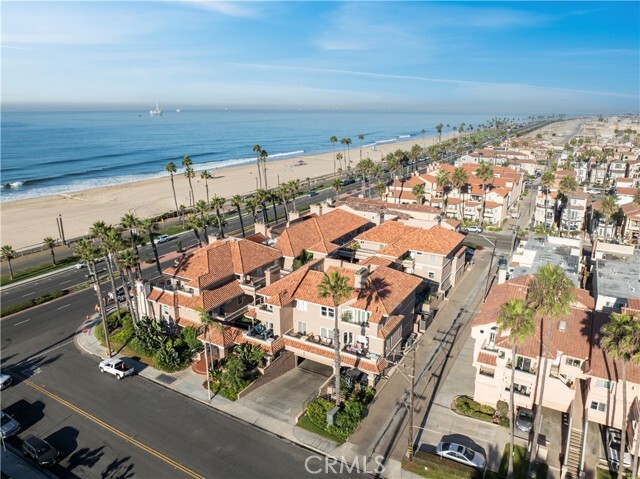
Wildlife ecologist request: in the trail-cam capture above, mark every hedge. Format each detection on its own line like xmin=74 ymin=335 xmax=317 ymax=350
xmin=1 ymin=290 xmax=68 ymax=317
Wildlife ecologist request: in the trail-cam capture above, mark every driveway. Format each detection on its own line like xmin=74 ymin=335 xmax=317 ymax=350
xmin=239 ymin=359 xmax=332 ymax=425
xmin=417 ymin=335 xmax=518 ymax=472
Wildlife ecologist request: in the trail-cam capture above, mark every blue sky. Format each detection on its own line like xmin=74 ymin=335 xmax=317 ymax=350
xmin=2 ymin=1 xmax=638 ymax=113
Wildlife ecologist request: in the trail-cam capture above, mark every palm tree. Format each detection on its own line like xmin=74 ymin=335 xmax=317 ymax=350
xmin=210 ymin=195 xmax=226 ymax=239
xmin=476 ymin=161 xmax=495 ymax=227
xmin=195 ymin=306 xmax=223 ymax=402
xmin=165 ymin=161 xmax=180 ymax=218
xmin=633 ymin=189 xmax=640 ymax=206
xmin=451 ymin=167 xmax=469 ymax=220
xmin=601 ymin=312 xmax=635 ymax=479
xmin=358 ymin=134 xmax=365 ymax=161
xmin=187 ymin=214 xmax=204 ymax=247
xmin=435 ymin=170 xmax=451 ymax=213
xmin=435 ymin=124 xmax=443 ymax=143
xmin=253 ymin=144 xmax=264 ymax=189
xmin=288 ymin=179 xmax=301 ymax=211
xmin=75 ymin=238 xmax=112 ymax=357
xmin=330 ymin=136 xmax=338 ymax=174
xmin=336 ymin=152 xmax=344 ymax=173
xmin=1 ymin=245 xmax=16 ymax=280
xmin=526 ymin=263 xmax=575 ymax=468
xmin=540 ymin=171 xmax=555 ymax=230
xmin=195 ymin=200 xmax=211 ymax=240
xmin=260 ymin=148 xmax=269 ymax=189
xmin=559 ymin=175 xmax=578 ymax=234
xmin=89 ymin=222 xmax=122 ymax=323
xmin=117 ymin=248 xmax=140 ymax=324
xmin=317 ymin=270 xmax=352 ymax=406
xmin=120 ymin=212 xmax=142 ymax=277
xmin=412 ymin=184 xmax=426 ymax=205
xmin=231 ymin=195 xmax=246 ymax=237
xmin=332 ymin=178 xmax=342 ymax=203
xmin=375 ymin=181 xmax=386 ymax=200
xmin=279 ymin=184 xmax=290 ymax=221
xmin=182 ymin=156 xmax=195 ymax=206
xmin=141 ymin=218 xmax=162 ymax=274
xmin=103 ymin=227 xmax=126 ymax=323
xmin=497 ymin=299 xmax=535 ymax=479
xmin=255 ymin=189 xmax=270 ymax=225
xmin=43 ymin=237 xmax=57 ymax=265
xmin=244 ymin=196 xmax=259 ymax=224
xmin=200 ymin=170 xmax=213 ymax=203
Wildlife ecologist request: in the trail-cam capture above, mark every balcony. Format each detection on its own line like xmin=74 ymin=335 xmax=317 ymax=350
xmin=245 ymin=323 xmax=276 ymax=342
xmin=479 ymin=366 xmax=495 ymax=378
xmin=505 ymin=385 xmax=532 ymax=397
xmin=506 ymin=360 xmax=537 ymax=375
xmin=284 ymin=331 xmax=380 ymax=362
xmin=240 ymin=276 xmax=266 ymax=292
xmin=214 ymin=306 xmax=248 ymax=323
xmin=152 ymin=282 xmax=195 ymax=296
xmin=341 ymin=312 xmax=370 ymax=328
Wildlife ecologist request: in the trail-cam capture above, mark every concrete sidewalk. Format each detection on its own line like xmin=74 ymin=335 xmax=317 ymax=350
xmin=349 ymin=249 xmax=495 ymax=466
xmin=74 ymin=316 xmax=420 ymax=478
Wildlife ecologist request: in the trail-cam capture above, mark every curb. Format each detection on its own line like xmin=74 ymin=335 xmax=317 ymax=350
xmin=1 ymin=265 xmax=78 ymax=291
xmin=74 ymin=320 xmax=402 ymax=477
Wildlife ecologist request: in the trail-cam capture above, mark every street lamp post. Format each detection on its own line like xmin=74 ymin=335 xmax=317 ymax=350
xmin=480 ymin=234 xmax=497 ymax=300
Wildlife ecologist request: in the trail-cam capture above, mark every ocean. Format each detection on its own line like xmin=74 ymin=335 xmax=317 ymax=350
xmin=1 ymin=109 xmax=500 ymax=202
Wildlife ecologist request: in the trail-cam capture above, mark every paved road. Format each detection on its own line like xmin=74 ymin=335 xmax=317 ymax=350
xmin=1 ymin=290 xmax=359 ymax=478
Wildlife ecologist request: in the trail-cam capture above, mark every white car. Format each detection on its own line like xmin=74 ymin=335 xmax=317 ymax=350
xmin=153 ymin=234 xmax=170 ymax=244
xmin=99 ymin=358 xmax=135 ymax=380
xmin=75 ymin=262 xmax=87 ymax=270
xmin=0 ymin=372 xmax=12 ymax=390
xmin=1 ymin=411 xmax=20 ymax=439
xmin=465 ymin=226 xmax=483 ymax=233
xmin=607 ymin=428 xmax=631 ymax=469
xmin=436 ymin=441 xmax=486 ymax=470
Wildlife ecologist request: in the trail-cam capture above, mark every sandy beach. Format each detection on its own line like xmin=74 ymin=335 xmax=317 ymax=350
xmin=1 ymin=132 xmax=455 ymax=250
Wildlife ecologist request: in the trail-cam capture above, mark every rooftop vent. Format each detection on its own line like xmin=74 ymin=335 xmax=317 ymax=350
xmin=558 ymin=320 xmax=567 ymax=332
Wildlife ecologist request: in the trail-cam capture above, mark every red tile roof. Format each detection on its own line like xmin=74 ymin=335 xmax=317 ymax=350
xmin=166 ymin=238 xmax=282 ymax=288
xmin=148 ymin=281 xmax=245 ymax=312
xmin=378 ymin=315 xmax=405 ymax=339
xmin=275 ymin=209 xmax=370 ymax=258
xmin=357 ymin=222 xmax=464 ymax=257
xmin=199 ymin=324 xmax=245 ymax=348
xmin=477 ymin=352 xmax=497 ymax=366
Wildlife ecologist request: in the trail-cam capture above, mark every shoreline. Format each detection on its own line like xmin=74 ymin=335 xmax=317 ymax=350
xmin=1 ymin=132 xmax=452 ymax=250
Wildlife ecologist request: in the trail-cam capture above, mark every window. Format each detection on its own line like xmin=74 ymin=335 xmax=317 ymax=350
xmin=590 ymin=401 xmax=607 ymax=412
xmin=516 ymin=356 xmax=533 ymax=372
xmin=595 ymin=379 xmax=612 ymax=390
xmin=321 ymin=306 xmax=335 ymax=318
xmin=428 ymin=272 xmax=435 ymax=279
xmin=353 ymin=309 xmax=370 ymax=324
xmin=429 ymin=254 xmax=438 ymax=265
xmin=296 ymin=300 xmax=307 ymax=312
xmin=297 ymin=321 xmax=307 ymax=335
xmin=565 ymin=358 xmax=582 ymax=367
xmin=320 ymin=327 xmax=332 ymax=339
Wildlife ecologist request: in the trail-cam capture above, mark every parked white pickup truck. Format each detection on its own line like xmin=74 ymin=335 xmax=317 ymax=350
xmin=99 ymin=358 xmax=135 ymax=380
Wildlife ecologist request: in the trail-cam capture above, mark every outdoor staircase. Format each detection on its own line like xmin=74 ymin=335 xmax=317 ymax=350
xmin=565 ymin=426 xmax=583 ymax=479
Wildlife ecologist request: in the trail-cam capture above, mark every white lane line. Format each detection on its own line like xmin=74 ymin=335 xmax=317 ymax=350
xmin=14 ymin=319 xmax=31 ymax=326
xmin=57 ymin=304 xmax=71 ymax=310
xmin=22 ymin=292 xmax=35 ymax=297
xmin=59 ymin=280 xmax=72 ymax=285
xmin=28 ymin=340 xmax=73 ymax=360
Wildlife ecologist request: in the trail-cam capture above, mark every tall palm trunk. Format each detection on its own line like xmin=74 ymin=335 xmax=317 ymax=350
xmin=119 ymin=266 xmax=136 ymax=324
xmin=271 ymin=197 xmax=277 ymax=222
xmin=170 ymin=175 xmax=179 ymax=218
xmin=104 ymin=255 xmax=122 ymax=323
xmin=128 ymin=228 xmax=142 ymax=278
xmin=91 ymin=262 xmax=112 ymax=357
xmin=261 ymin=203 xmax=270 ymax=226
xmin=282 ymin=197 xmax=289 ymax=222
xmin=126 ymin=266 xmax=140 ymax=323
xmin=509 ymin=344 xmax=517 ymax=478
xmin=148 ymin=229 xmax=162 ymax=275
xmin=333 ymin=302 xmax=341 ymax=406
xmin=263 ymin=160 xmax=268 ymax=190
xmin=204 ymin=324 xmax=212 ymax=401
xmin=482 ymin=187 xmax=488 ymax=226
xmin=529 ymin=317 xmax=552 ymax=465
xmin=236 ymin=205 xmax=246 ymax=237
xmin=216 ymin=209 xmax=225 ymax=238
xmin=619 ymin=362 xmax=628 ymax=478
xmin=257 ymin=162 xmax=263 ymax=190
xmin=544 ymin=191 xmax=549 ymax=229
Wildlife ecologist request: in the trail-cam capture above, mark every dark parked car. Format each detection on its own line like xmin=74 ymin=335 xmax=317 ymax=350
xmin=22 ymin=435 xmax=59 ymax=466
xmin=516 ymin=407 xmax=534 ymax=432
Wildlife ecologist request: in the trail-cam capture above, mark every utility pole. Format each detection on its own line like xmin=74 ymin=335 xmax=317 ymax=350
xmin=408 ymin=344 xmax=417 ymax=462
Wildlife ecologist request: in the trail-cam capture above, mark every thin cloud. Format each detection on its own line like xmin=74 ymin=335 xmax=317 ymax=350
xmin=227 ymin=62 xmax=639 ymax=100
xmin=180 ymin=0 xmax=259 ymax=18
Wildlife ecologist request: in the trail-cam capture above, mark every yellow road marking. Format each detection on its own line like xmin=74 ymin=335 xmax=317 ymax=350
xmin=25 ymin=380 xmax=205 ymax=479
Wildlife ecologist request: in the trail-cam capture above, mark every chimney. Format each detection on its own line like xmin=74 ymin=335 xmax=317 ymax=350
xmin=310 ymin=204 xmax=323 ymax=216
xmin=354 ymin=267 xmax=369 ymax=289
xmin=497 ymin=265 xmax=508 ymax=285
xmin=265 ymin=265 xmax=280 ymax=286
xmin=253 ymin=221 xmax=270 ymax=238
xmin=558 ymin=320 xmax=567 ymax=332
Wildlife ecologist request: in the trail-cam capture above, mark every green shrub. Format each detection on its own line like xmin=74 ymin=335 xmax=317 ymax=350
xmin=155 ymin=341 xmax=184 ymax=372
xmin=496 ymin=400 xmax=509 ymax=419
xmin=306 ymin=397 xmax=334 ymax=428
xmin=134 ymin=316 xmax=166 ymax=354
xmin=0 ymin=290 xmax=68 ymax=317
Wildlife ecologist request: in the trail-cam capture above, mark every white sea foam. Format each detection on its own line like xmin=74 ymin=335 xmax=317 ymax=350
xmin=398 ymin=134 xmax=411 ymax=138
xmin=0 ymin=150 xmax=307 ymax=202
xmin=0 ymin=181 xmax=24 ymax=189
